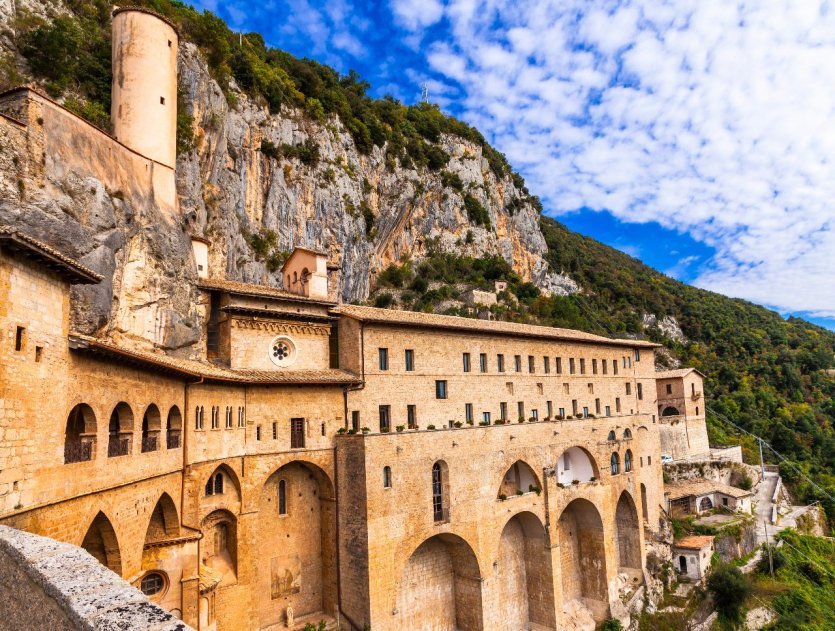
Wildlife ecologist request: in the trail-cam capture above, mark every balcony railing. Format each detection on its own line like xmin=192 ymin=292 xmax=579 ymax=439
xmin=141 ymin=436 xmax=158 ymax=453
xmin=64 ymin=441 xmax=93 ymax=464
xmin=107 ymin=437 xmax=130 ymax=457
xmin=166 ymin=432 xmax=181 ymax=449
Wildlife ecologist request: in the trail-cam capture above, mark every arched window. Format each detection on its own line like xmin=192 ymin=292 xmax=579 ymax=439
xmin=214 ymin=472 xmax=223 ymax=495
xmin=141 ymin=405 xmax=161 ymax=453
xmin=64 ymin=404 xmax=96 ymax=464
xmin=623 ymin=428 xmax=632 ymax=439
xmin=607 ymin=430 xmax=616 ymax=441
xmin=611 ymin=452 xmax=620 ymax=475
xmin=432 ymin=462 xmax=443 ymax=521
xmin=278 ymin=479 xmax=287 ymax=515
xmin=383 ymin=466 xmax=392 ymax=488
xmin=624 ymin=449 xmax=633 ymax=472
xmin=166 ymin=406 xmax=182 ymax=449
xmin=108 ymin=403 xmax=133 ymax=458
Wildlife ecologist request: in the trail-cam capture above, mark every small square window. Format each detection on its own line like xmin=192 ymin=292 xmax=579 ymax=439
xmin=160 ymin=96 xmax=165 ymax=105
xmin=35 ymin=346 xmax=43 ymax=362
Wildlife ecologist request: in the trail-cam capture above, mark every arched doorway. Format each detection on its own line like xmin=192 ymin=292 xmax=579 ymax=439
xmin=201 ymin=509 xmax=237 ymax=585
xmin=699 ymin=497 xmax=713 ymax=511
xmin=395 ymin=534 xmax=483 ymax=630
xmin=64 ymin=404 xmax=96 ymax=463
xmin=557 ymin=498 xmax=608 ymax=622
xmin=556 ymin=447 xmax=598 ymax=484
xmin=257 ymin=461 xmax=337 ymax=628
xmin=496 ymin=512 xmax=555 ymax=630
xmin=615 ymin=492 xmax=643 ymax=589
xmin=679 ymin=555 xmax=687 ymax=573
xmin=497 ymin=460 xmax=541 ymax=497
xmin=661 ymin=406 xmax=680 ymax=417
xmin=81 ymin=512 xmax=122 ymax=575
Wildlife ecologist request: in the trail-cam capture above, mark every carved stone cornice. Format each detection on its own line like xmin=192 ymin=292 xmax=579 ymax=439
xmin=231 ymin=318 xmax=330 ymax=336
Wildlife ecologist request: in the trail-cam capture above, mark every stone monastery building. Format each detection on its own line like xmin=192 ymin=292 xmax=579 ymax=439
xmin=0 ymin=7 xmax=710 ymax=631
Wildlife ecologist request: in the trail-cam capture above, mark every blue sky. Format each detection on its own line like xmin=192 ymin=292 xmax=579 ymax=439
xmin=194 ymin=0 xmax=835 ymax=331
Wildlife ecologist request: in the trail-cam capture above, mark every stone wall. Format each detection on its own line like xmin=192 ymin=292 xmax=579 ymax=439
xmin=0 ymin=525 xmax=192 ymax=630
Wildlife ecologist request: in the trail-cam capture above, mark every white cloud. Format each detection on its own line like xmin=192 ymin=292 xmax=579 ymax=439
xmin=423 ymin=0 xmax=835 ymax=316
xmin=390 ymin=0 xmax=445 ymax=32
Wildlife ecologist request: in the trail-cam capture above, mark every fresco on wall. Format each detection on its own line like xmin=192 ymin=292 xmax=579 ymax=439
xmin=270 ymin=555 xmax=301 ymax=599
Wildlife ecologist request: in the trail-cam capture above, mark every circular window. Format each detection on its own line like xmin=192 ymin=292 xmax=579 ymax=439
xmin=140 ymin=572 xmax=165 ymax=597
xmin=268 ymin=336 xmax=297 ymax=367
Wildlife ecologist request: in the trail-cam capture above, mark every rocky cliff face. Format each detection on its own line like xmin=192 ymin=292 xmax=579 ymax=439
xmin=0 ymin=4 xmax=573 ymax=356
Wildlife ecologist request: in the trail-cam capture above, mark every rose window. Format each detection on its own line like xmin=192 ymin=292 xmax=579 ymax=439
xmin=268 ymin=336 xmax=297 ymax=367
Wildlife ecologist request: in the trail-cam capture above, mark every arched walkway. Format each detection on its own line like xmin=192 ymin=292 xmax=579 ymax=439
xmin=496 ymin=512 xmax=555 ymax=630
xmin=64 ymin=404 xmax=96 ymax=463
xmin=556 ymin=447 xmax=598 ymax=485
xmin=556 ymin=498 xmax=608 ymax=622
xmin=257 ymin=461 xmax=337 ymax=628
xmin=497 ymin=460 xmax=541 ymax=497
xmin=166 ymin=406 xmax=182 ymax=449
xmin=141 ymin=404 xmax=161 ymax=452
xmin=81 ymin=512 xmax=122 ymax=575
xmin=108 ymin=402 xmax=134 ymax=457
xmin=615 ymin=492 xmax=642 ymax=583
xmin=395 ymin=534 xmax=483 ymax=630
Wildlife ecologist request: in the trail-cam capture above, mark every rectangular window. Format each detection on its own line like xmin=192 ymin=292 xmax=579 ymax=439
xmin=605 ymin=405 xmax=611 ymax=416
xmin=626 ymin=382 xmax=632 ymax=395
xmin=572 ymin=399 xmax=578 ymax=416
xmin=666 ymin=383 xmax=673 ymax=395
xmin=290 ymin=418 xmax=305 ymax=448
xmin=558 ymin=407 xmax=565 ymax=418
xmin=517 ymin=401 xmax=525 ymax=420
xmin=635 ymin=349 xmax=641 ymax=362
xmin=405 ymin=349 xmax=414 ymax=371
xmin=569 ymin=358 xmax=576 ymax=374
xmin=500 ymin=402 xmax=508 ymax=421
xmin=628 ymin=357 xmax=632 ymax=368
xmin=479 ymin=353 xmax=487 ymax=373
xmin=506 ymin=382 xmax=514 ymax=394
xmin=497 ymin=353 xmax=505 ymax=372
xmin=351 ymin=410 xmax=360 ymax=432
xmin=35 ymin=346 xmax=43 ymax=362
xmin=14 ymin=326 xmax=25 ymax=351
xmin=556 ymin=357 xmax=562 ymax=374
xmin=547 ymin=401 xmax=553 ymax=417
xmin=692 ymin=383 xmax=696 ymax=396
xmin=531 ymin=409 xmax=538 ymax=421
xmin=580 ymin=358 xmax=586 ymax=374
xmin=211 ymin=407 xmax=219 ymax=430
xmin=537 ymin=383 xmax=543 ymax=395
xmin=465 ymin=403 xmax=473 ymax=423
xmin=435 ymin=380 xmax=448 ymax=399
xmin=379 ymin=405 xmax=391 ymax=432
xmin=602 ymin=359 xmax=608 ymax=375
xmin=238 ymin=407 xmax=245 ymax=428
xmin=582 ymin=406 xmax=589 ymax=418
xmin=225 ymin=406 xmax=232 ymax=428
xmin=592 ymin=358 xmax=598 ymax=374
xmin=463 ymin=352 xmax=471 ymax=372
xmin=595 ymin=398 xmax=601 ymax=414
xmin=379 ymin=348 xmax=388 ymax=371
xmin=256 ymin=425 xmax=261 ymax=441
xmin=544 ymin=356 xmax=550 ymax=374
xmin=563 ymin=382 xmax=570 ymax=394
xmin=528 ymin=355 xmax=535 ymax=373
xmin=616 ymin=397 xmax=622 ymax=413
xmin=648 ymin=455 xmax=652 ymax=465
xmin=588 ymin=383 xmax=594 ymax=394
xmin=483 ymin=411 xmax=491 ymax=424
xmin=272 ymin=422 xmax=277 ymax=440
xmin=613 ymin=360 xmax=619 ymax=375
xmin=637 ymin=383 xmax=643 ymax=400
xmin=407 ymin=405 xmax=417 ymax=429
xmin=514 ymin=355 xmax=522 ymax=372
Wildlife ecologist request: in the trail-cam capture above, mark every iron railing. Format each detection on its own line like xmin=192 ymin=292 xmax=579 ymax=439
xmin=64 ymin=441 xmax=93 ymax=464
xmin=107 ymin=437 xmax=130 ymax=457
xmin=141 ymin=436 xmax=158 ymax=453
xmin=166 ymin=432 xmax=181 ymax=449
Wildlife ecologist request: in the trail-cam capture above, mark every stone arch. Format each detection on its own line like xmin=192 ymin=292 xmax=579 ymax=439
xmin=615 ymin=491 xmax=642 ymax=582
xmin=556 ymin=498 xmax=608 ymax=622
xmin=556 ymin=446 xmax=598 ymax=484
xmin=141 ymin=404 xmax=161 ymax=453
xmin=145 ymin=492 xmax=180 ymax=543
xmin=81 ymin=511 xmax=122 ymax=575
xmin=166 ymin=405 xmax=182 ymax=449
xmin=497 ymin=460 xmax=541 ymax=498
xmin=395 ymin=533 xmax=483 ymax=630
xmin=496 ymin=512 xmax=555 ymax=630
xmin=203 ymin=463 xmax=242 ymax=503
xmin=662 ymin=406 xmax=680 ymax=417
xmin=108 ymin=402 xmax=134 ymax=457
xmin=623 ymin=428 xmax=632 ymax=439
xmin=433 ymin=460 xmax=450 ymax=522
xmin=699 ymin=497 xmax=713 ymax=511
xmin=64 ymin=403 xmax=96 ymax=463
xmin=201 ymin=509 xmax=237 ymax=584
xmin=256 ymin=460 xmax=337 ymax=627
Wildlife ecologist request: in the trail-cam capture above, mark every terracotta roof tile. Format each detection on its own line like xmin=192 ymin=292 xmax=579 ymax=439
xmin=674 ymin=535 xmax=715 ymax=550
xmin=197 ymin=278 xmax=335 ymax=305
xmin=68 ymin=334 xmax=359 ymax=385
xmin=0 ymin=226 xmax=102 ymax=284
xmin=656 ymin=368 xmax=706 ymax=379
xmin=665 ymin=479 xmax=753 ymax=499
xmin=335 ymin=304 xmax=660 ymax=348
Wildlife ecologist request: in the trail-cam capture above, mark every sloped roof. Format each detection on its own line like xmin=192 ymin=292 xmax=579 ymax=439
xmin=655 ymin=368 xmax=706 ymax=380
xmin=665 ymin=479 xmax=753 ymax=500
xmin=335 ymin=304 xmax=660 ymax=348
xmin=674 ymin=535 xmax=715 ymax=550
xmin=197 ymin=278 xmax=335 ymax=305
xmin=68 ymin=334 xmax=359 ymax=385
xmin=0 ymin=226 xmax=102 ymax=284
